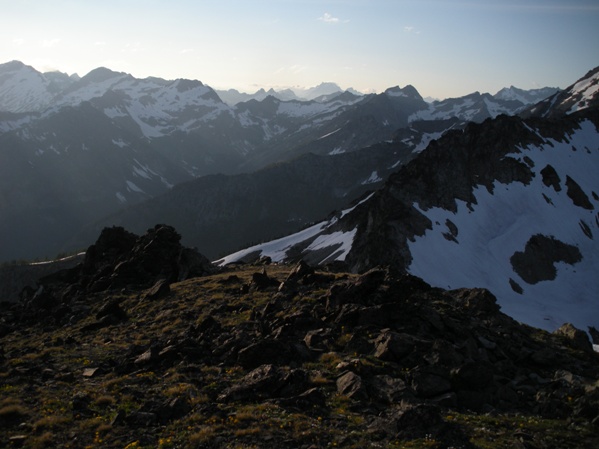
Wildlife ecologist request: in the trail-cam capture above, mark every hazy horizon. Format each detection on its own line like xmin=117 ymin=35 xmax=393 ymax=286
xmin=1 ymin=0 xmax=598 ymax=100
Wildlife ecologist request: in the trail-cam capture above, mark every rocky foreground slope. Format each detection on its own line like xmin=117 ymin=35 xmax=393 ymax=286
xmin=1 ymin=226 xmax=598 ymax=448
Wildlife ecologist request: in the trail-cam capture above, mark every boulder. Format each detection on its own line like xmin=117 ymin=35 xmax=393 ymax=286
xmin=237 ymin=339 xmax=292 ymax=369
xmin=452 ymin=288 xmax=500 ymax=315
xmin=368 ymin=374 xmax=408 ymax=404
xmin=374 ymin=332 xmax=420 ymax=362
xmin=251 ymin=269 xmax=280 ymax=291
xmin=410 ymin=366 xmax=452 ymax=398
xmin=336 ymin=371 xmax=369 ymax=401
xmin=218 ymin=364 xmax=308 ymax=402
xmin=326 ymin=268 xmax=387 ymax=310
xmin=554 ymin=323 xmax=594 ymax=353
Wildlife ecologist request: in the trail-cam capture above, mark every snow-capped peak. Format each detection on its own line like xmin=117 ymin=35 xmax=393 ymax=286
xmin=0 ymin=61 xmax=57 ymax=112
xmin=566 ymin=68 xmax=599 ymax=113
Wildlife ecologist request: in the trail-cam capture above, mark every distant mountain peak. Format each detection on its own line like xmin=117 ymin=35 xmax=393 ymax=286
xmin=80 ymin=66 xmax=130 ymax=84
xmin=313 ymin=81 xmax=341 ymax=89
xmin=0 ymin=60 xmax=27 ymax=71
xmin=174 ymin=78 xmax=205 ymax=92
xmin=385 ymin=85 xmax=423 ymax=100
xmin=494 ymin=85 xmax=560 ymax=105
xmin=297 ymin=82 xmax=343 ymax=100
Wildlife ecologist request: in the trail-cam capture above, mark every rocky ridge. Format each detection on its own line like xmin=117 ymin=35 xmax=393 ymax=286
xmin=0 ymin=226 xmax=598 ymax=448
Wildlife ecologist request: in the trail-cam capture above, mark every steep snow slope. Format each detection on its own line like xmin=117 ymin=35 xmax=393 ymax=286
xmin=523 ymin=67 xmax=599 ymax=119
xmin=0 ymin=61 xmax=56 ymax=112
xmin=566 ymin=69 xmax=599 ymax=113
xmin=407 ymin=119 xmax=598 ymax=331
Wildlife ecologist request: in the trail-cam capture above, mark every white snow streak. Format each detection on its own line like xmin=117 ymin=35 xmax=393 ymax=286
xmin=216 ymin=221 xmax=329 ymax=265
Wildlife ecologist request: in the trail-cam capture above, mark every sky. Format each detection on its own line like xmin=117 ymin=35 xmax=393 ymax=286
xmin=1 ymin=0 xmax=598 ymax=99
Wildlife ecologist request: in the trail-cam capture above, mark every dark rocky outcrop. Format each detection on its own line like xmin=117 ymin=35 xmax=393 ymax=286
xmin=11 ymin=224 xmax=215 ymax=324
xmin=540 ymin=164 xmax=562 ymax=191
xmin=566 ymin=175 xmax=594 ymax=210
xmin=81 ymin=224 xmax=214 ymax=289
xmin=510 ymin=234 xmax=582 ymax=284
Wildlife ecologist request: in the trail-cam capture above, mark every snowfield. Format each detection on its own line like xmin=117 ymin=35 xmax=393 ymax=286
xmin=408 ymin=120 xmax=599 ymax=331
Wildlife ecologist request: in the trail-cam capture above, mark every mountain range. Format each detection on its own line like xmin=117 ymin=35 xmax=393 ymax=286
xmin=214 ymin=82 xmax=366 ymax=106
xmin=2 ymin=60 xmax=598 ymax=333
xmin=0 ymin=60 xmax=559 ymax=263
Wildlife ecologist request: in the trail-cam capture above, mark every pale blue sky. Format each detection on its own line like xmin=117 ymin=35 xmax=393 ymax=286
xmin=1 ymin=0 xmax=598 ymax=98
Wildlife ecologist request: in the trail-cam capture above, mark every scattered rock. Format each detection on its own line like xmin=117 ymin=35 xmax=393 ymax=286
xmin=251 ymin=269 xmax=279 ymax=290
xmin=142 ymin=278 xmax=171 ymax=300
xmin=82 ymin=367 xmax=100 ymax=378
xmin=2 ymin=246 xmax=598 ymax=449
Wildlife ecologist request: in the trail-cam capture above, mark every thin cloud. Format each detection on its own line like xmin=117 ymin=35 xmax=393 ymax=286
xmin=179 ymin=48 xmax=194 ymax=54
xmin=12 ymin=38 xmax=25 ymax=46
xmin=404 ymin=26 xmax=421 ymax=34
xmin=122 ymin=42 xmax=142 ymax=53
xmin=42 ymin=38 xmax=61 ymax=48
xmin=318 ymin=12 xmax=349 ymax=24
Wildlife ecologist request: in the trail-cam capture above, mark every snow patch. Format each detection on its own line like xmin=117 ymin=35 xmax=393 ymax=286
xmin=125 ymin=180 xmax=145 ymax=194
xmin=341 ymin=193 xmax=375 ymax=218
xmin=132 ymin=165 xmax=151 ymax=179
xmin=362 ymin=171 xmax=382 ymax=184
xmin=318 ymin=128 xmax=341 ymax=140
xmin=386 ymin=89 xmax=407 ymax=98
xmin=112 ymin=138 xmax=128 ymax=148
xmin=216 ymin=221 xmax=329 ymax=265
xmin=305 ymin=228 xmax=358 ymax=262
xmin=413 ymin=131 xmax=444 ymax=153
xmin=104 ymin=106 xmax=127 ymax=118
